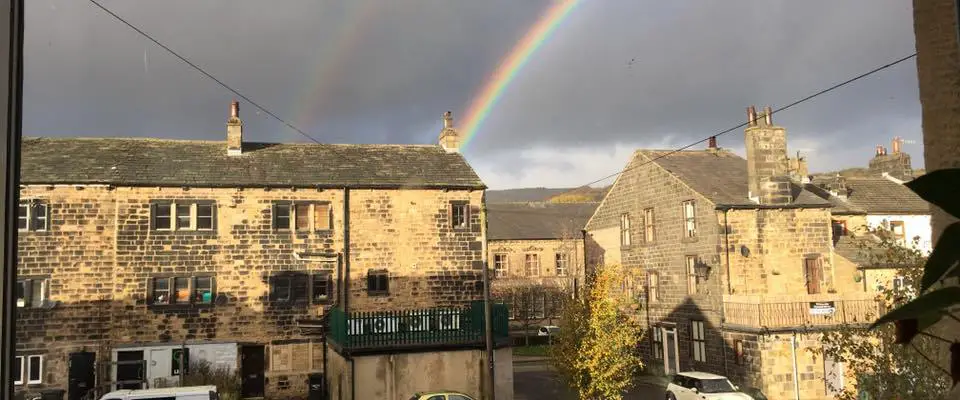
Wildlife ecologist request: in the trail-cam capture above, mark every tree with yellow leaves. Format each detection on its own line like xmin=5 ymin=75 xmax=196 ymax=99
xmin=549 ymin=263 xmax=645 ymax=399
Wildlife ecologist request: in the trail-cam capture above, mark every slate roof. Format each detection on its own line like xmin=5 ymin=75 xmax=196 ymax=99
xmin=637 ymin=150 xmax=830 ymax=207
xmin=20 ymin=137 xmax=486 ymax=189
xmin=487 ymin=202 xmax=598 ymax=240
xmin=803 ymin=183 xmax=866 ymax=215
xmin=840 ymin=177 xmax=929 ymax=214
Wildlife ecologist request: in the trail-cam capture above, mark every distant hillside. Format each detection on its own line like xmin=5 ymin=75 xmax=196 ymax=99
xmin=486 ymin=186 xmax=609 ymax=203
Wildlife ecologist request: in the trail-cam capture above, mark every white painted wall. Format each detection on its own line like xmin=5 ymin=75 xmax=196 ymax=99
xmin=866 ymin=214 xmax=932 ymax=254
xmin=113 ymin=342 xmax=238 ymax=390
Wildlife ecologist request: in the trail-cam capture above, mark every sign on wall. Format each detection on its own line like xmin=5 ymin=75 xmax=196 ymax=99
xmin=172 ymin=348 xmax=190 ymax=376
xmin=809 ymin=301 xmax=836 ymax=316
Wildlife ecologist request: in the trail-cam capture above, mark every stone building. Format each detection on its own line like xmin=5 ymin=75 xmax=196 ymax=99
xmin=865 ymin=137 xmax=914 ymax=181
xmin=585 ymin=106 xmax=878 ymax=400
xmin=486 ymin=202 xmax=596 ymax=330
xmin=15 ymin=102 xmax=508 ymax=400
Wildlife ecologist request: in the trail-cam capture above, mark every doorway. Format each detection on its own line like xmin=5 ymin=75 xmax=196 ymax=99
xmin=663 ymin=327 xmax=680 ymax=375
xmin=115 ymin=350 xmax=145 ymax=390
xmin=68 ymin=352 xmax=96 ymax=400
xmin=240 ymin=345 xmax=265 ymax=398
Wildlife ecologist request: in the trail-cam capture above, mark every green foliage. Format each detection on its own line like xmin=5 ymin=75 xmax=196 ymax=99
xmin=492 ymin=283 xmax=567 ymax=345
xmin=549 ymin=193 xmax=598 ymax=203
xmin=815 ymin=234 xmax=952 ymax=399
xmin=549 ymin=264 xmax=644 ymax=400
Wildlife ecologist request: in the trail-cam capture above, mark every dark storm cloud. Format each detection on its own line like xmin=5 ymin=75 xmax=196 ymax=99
xmin=23 ymin=1 xmax=921 ymax=189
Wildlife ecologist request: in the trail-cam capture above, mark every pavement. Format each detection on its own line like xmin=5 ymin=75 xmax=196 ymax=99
xmin=512 ymin=359 xmax=666 ymax=400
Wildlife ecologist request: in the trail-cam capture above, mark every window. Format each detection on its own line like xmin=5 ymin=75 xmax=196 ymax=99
xmin=831 ymin=219 xmax=847 ymax=238
xmin=620 ymin=213 xmax=632 ymax=247
xmin=643 ymin=208 xmax=655 ymax=242
xmin=151 ymin=201 xmax=217 ymax=231
xmin=691 ymin=320 xmax=706 ymax=362
xmin=312 ymin=274 xmax=332 ymax=303
xmin=804 ymin=257 xmax=823 ymax=295
xmin=892 ymin=275 xmax=906 ymax=293
xmin=13 ymin=356 xmax=23 ymax=385
xmin=448 ymin=395 xmax=472 ymax=400
xmin=367 ymin=270 xmax=389 ymax=295
xmin=682 ymin=200 xmax=697 ymax=238
xmin=734 ymin=340 xmax=745 ymax=365
xmin=533 ymin=293 xmax=546 ymax=319
xmin=555 ymin=253 xmax=569 ymax=276
xmin=273 ymin=202 xmax=332 ymax=232
xmin=648 ymin=272 xmax=659 ymax=302
xmin=271 ymin=276 xmax=293 ymax=302
xmin=149 ymin=276 xmax=216 ymax=306
xmin=686 ymin=256 xmax=699 ymax=295
xmin=16 ymin=279 xmax=48 ymax=308
xmin=889 ymin=220 xmax=905 ymax=241
xmin=524 ymin=254 xmax=540 ymax=276
xmin=494 ymin=254 xmax=508 ymax=278
xmin=18 ymin=200 xmax=49 ymax=231
xmin=450 ymin=202 xmax=470 ymax=229
xmin=652 ymin=326 xmax=663 ymax=359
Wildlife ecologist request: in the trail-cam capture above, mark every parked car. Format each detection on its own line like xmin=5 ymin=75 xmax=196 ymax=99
xmin=665 ymin=372 xmax=753 ymax=400
xmin=99 ymin=385 xmax=218 ymax=400
xmin=408 ymin=391 xmax=476 ymax=400
xmin=537 ymin=325 xmax=560 ymax=336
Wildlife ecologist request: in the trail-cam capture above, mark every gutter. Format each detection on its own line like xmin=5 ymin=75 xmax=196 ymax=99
xmin=19 ymin=181 xmax=488 ymax=191
xmin=714 ymin=203 xmax=828 ymax=210
xmin=580 ymin=229 xmax=589 ymax=296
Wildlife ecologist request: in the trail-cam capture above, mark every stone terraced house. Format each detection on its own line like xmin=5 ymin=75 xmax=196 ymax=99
xmin=486 ymin=202 xmax=598 ymax=332
xmin=14 ymin=103 xmax=511 ymax=400
xmin=585 ymin=106 xmax=881 ymax=400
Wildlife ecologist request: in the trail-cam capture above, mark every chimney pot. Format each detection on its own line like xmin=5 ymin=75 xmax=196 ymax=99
xmin=892 ymin=136 xmax=902 ymax=154
xmin=708 ymin=136 xmax=717 ymax=149
xmin=443 ymin=111 xmax=453 ymax=129
xmin=763 ymin=106 xmax=773 ymax=125
xmin=439 ymin=111 xmax=460 ymax=153
xmin=230 ymin=100 xmax=239 ymax=119
xmin=747 ymin=106 xmax=757 ymax=126
xmin=227 ymin=100 xmax=243 ymax=156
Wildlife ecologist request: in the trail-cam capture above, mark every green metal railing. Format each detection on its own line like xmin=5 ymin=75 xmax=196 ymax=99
xmin=328 ymin=301 xmax=509 ymax=349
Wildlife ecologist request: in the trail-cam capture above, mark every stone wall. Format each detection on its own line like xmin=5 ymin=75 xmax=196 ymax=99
xmin=487 ymin=238 xmax=585 ymax=288
xmin=15 ymin=184 xmax=484 ymax=397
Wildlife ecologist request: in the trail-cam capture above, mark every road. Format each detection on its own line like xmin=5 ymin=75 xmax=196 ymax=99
xmin=513 ymin=362 xmax=665 ymax=400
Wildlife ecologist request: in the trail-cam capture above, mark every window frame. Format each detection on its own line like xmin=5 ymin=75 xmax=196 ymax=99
xmin=26 ymin=355 xmax=43 ymax=384
xmin=450 ymin=201 xmax=470 ymax=230
xmin=148 ymin=276 xmax=217 ymax=307
xmin=16 ymin=278 xmax=49 ymax=309
xmin=493 ymin=253 xmax=508 ymax=278
xmin=13 ymin=355 xmax=23 ymax=385
xmin=366 ymin=270 xmax=389 ymax=296
xmin=889 ymin=220 xmax=906 ymax=241
xmin=310 ymin=272 xmax=333 ymax=304
xmin=272 ymin=201 xmax=332 ymax=232
xmin=18 ymin=200 xmax=50 ymax=232
xmin=652 ymin=326 xmax=664 ymax=360
xmin=691 ymin=320 xmax=706 ymax=362
xmin=682 ymin=200 xmax=697 ymax=238
xmin=555 ymin=253 xmax=569 ymax=276
xmin=648 ymin=272 xmax=660 ymax=302
xmin=620 ymin=213 xmax=632 ymax=247
xmin=524 ymin=253 xmax=541 ymax=277
xmin=151 ymin=200 xmax=217 ymax=232
xmin=643 ymin=207 xmax=655 ymax=243
xmin=734 ymin=339 xmax=745 ymax=365
xmin=686 ymin=256 xmax=699 ymax=295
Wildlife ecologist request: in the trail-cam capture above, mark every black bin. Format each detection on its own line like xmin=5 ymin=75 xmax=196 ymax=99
xmin=39 ymin=389 xmax=66 ymax=400
xmin=308 ymin=373 xmax=326 ymax=400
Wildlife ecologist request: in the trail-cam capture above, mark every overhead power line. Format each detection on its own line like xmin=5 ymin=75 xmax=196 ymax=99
xmin=554 ymin=52 xmax=918 ymax=199
xmin=88 ymin=0 xmax=326 ymax=147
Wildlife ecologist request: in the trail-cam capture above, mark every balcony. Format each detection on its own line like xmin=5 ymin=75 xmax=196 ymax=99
xmin=723 ymin=299 xmax=882 ymax=330
xmin=327 ymin=301 xmax=510 ymax=351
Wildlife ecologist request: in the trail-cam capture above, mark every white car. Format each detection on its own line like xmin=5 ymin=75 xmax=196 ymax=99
xmin=665 ymin=372 xmax=753 ymax=400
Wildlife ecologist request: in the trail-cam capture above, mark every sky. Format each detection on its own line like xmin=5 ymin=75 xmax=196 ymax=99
xmin=23 ymin=0 xmax=922 ymax=190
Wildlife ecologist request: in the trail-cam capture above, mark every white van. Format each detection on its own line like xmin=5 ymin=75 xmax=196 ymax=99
xmin=99 ymin=386 xmax=218 ymax=400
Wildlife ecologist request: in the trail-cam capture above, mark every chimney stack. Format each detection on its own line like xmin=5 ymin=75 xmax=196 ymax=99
xmin=892 ymin=136 xmax=902 ymax=154
xmin=227 ymin=100 xmax=243 ymax=156
xmin=438 ymin=111 xmax=461 ymax=153
xmin=747 ymin=106 xmax=758 ymax=127
xmin=707 ymin=136 xmax=717 ymax=150
xmin=744 ymin=104 xmax=791 ymax=204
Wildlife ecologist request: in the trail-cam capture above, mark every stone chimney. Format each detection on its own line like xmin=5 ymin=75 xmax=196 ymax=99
xmin=438 ymin=111 xmax=460 ymax=153
xmin=868 ymin=137 xmax=912 ymax=180
xmin=227 ymin=100 xmax=243 ymax=156
xmin=707 ymin=136 xmax=718 ymax=152
xmin=744 ymin=105 xmax=792 ymax=204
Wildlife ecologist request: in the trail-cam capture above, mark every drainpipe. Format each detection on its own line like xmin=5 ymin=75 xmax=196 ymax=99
xmin=721 ymin=209 xmax=732 ymax=376
xmin=481 ymin=196 xmax=496 ymax=400
xmin=790 ymin=332 xmax=800 ymax=400
xmin=342 ymin=188 xmax=351 ymax=314
xmin=580 ymin=229 xmax=589 ymax=293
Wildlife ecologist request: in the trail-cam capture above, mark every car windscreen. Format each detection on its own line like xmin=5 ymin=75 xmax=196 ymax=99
xmin=697 ymin=378 xmax=736 ymax=393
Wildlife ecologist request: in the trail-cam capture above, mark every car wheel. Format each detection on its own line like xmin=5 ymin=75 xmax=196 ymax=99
xmin=665 ymin=392 xmax=676 ymax=400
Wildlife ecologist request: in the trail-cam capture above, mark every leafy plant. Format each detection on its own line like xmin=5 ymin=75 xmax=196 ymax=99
xmin=549 ymin=264 xmax=645 ymax=399
xmin=813 ymin=233 xmax=952 ymax=399
xmin=868 ymin=169 xmax=960 ymax=388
